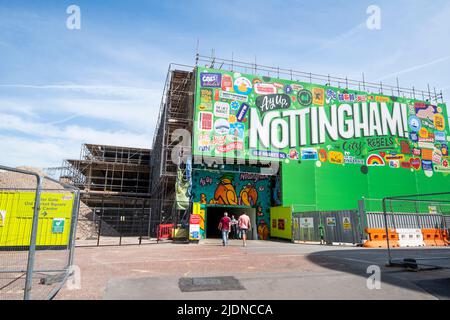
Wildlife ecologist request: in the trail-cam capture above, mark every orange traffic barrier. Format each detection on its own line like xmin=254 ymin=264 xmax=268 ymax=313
xmin=363 ymin=228 xmax=399 ymax=248
xmin=421 ymin=229 xmax=449 ymax=247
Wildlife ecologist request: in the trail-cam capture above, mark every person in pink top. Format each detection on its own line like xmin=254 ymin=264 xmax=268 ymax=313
xmin=238 ymin=212 xmax=251 ymax=247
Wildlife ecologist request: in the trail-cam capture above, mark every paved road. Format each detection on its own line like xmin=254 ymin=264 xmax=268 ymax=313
xmin=56 ymin=239 xmax=450 ymax=300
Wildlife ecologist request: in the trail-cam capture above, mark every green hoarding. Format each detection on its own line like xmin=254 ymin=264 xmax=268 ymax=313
xmin=193 ymin=67 xmax=450 ymax=211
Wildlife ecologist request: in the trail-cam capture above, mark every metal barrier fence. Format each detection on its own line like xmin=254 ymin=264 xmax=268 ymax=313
xmin=0 ymin=165 xmax=80 ymax=300
xmin=74 ymin=196 xmax=189 ymax=246
xmin=364 ymin=212 xmax=446 ymax=229
xmin=75 ymin=215 xmax=157 ymax=247
xmin=293 ymin=210 xmax=362 ymax=244
xmin=378 ymin=192 xmax=450 ymax=265
xmin=74 ymin=196 xmax=161 ymax=246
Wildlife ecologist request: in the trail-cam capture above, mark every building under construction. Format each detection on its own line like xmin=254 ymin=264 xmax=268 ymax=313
xmin=149 ymin=54 xmax=449 ymax=243
xmin=57 ymin=54 xmax=449 ymax=242
xmin=62 ymin=143 xmax=152 ymax=237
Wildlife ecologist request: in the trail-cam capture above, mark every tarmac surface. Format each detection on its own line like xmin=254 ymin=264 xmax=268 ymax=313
xmin=56 ymin=239 xmax=450 ymax=300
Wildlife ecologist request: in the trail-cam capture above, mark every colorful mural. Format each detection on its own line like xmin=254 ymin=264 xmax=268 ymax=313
xmin=193 ymin=67 xmax=450 ymax=179
xmin=194 ymin=67 xmax=450 ymax=215
xmin=191 ymin=169 xmax=272 ymax=239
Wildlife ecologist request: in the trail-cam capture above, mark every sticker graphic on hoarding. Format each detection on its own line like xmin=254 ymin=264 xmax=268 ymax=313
xmin=366 ymin=154 xmax=385 ymax=166
xmin=233 ymin=77 xmax=252 ymax=95
xmin=289 ymin=149 xmax=299 ymax=160
xmin=236 ymin=103 xmax=250 ymax=122
xmin=434 ymin=131 xmax=446 ymax=142
xmin=415 ymin=103 xmax=436 ymax=121
xmin=389 ymin=160 xmax=399 ymax=168
xmin=214 ymin=119 xmax=230 ymax=135
xmin=255 ymin=94 xmax=291 ymax=114
xmin=312 ymin=88 xmax=324 ymax=106
xmin=230 ymin=100 xmax=240 ymax=110
xmin=409 ymin=132 xmax=418 ymax=142
xmin=434 ymin=114 xmax=446 ymax=131
xmin=298 ymin=89 xmax=312 ymax=106
xmin=419 ymin=128 xmax=429 ymax=139
xmin=214 ymin=102 xmax=230 ymax=118
xmin=408 ymin=116 xmax=421 ymax=132
xmin=409 ymin=157 xmax=421 ymax=170
xmin=278 ymin=219 xmax=285 ymax=230
xmin=229 ymin=122 xmax=244 ymax=140
xmin=220 ymin=91 xmax=248 ymax=102
xmin=301 ymin=148 xmax=318 ymax=160
xmin=254 ymin=83 xmax=277 ymax=95
xmin=319 ymin=149 xmax=327 ymax=162
xmin=216 ymin=141 xmax=243 ymax=153
xmin=200 ymin=73 xmax=222 ymax=87
xmin=198 ymin=112 xmax=213 ymax=131
xmin=221 ymin=74 xmax=233 ymax=91
xmin=198 ymin=134 xmax=211 ymax=147
xmin=434 ymin=162 xmax=450 ymax=173
xmin=199 ymin=88 xmax=213 ymax=110
xmin=432 ymin=151 xmax=442 ymax=164
xmin=421 ymin=149 xmax=433 ymax=161
xmin=329 ymin=151 xmax=344 ymax=164
xmin=52 ymin=218 xmax=65 ymax=234
xmin=284 ymin=85 xmax=293 ymax=94
xmin=422 ymin=160 xmax=433 ymax=172
xmin=212 ymin=135 xmax=226 ymax=145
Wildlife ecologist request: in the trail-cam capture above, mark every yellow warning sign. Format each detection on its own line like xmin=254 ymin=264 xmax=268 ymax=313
xmin=343 ymin=217 xmax=351 ymax=230
xmin=0 ymin=191 xmax=74 ymax=247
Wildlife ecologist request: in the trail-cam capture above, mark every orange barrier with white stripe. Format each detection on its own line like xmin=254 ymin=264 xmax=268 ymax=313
xmin=421 ymin=229 xmax=449 ymax=247
xmin=363 ymin=228 xmax=399 ymax=248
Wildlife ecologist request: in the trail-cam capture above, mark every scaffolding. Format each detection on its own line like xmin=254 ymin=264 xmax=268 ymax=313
xmin=63 ymin=144 xmax=150 ymax=196
xmin=149 ymin=64 xmax=195 ymax=228
xmin=62 ymin=143 xmax=152 ymax=237
xmin=195 ymin=53 xmax=444 ymax=103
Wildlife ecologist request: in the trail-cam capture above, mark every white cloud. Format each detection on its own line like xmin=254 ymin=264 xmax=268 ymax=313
xmin=0 ymin=88 xmax=161 ymax=132
xmin=0 ymin=113 xmax=151 ymax=147
xmin=0 ymin=113 xmax=152 ymax=168
xmin=374 ymin=55 xmax=450 ymax=82
xmin=0 ymin=135 xmax=77 ymax=168
xmin=0 ymin=84 xmax=160 ymax=99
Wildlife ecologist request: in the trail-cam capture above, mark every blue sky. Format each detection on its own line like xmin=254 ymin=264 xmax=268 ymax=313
xmin=1 ymin=0 xmax=450 ymax=168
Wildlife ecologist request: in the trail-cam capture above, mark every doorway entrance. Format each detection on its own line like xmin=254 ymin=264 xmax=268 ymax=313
xmin=205 ymin=206 xmax=257 ymax=240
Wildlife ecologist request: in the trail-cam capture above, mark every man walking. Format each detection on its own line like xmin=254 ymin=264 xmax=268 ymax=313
xmin=238 ymin=211 xmax=251 ymax=247
xmin=218 ymin=212 xmax=231 ymax=246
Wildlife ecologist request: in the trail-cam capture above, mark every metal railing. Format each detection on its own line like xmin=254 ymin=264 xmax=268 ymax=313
xmin=0 ymin=165 xmax=80 ymax=300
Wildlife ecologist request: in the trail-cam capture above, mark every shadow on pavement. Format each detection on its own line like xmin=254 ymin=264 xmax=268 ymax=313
xmin=305 ymin=247 xmax=450 ymax=299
